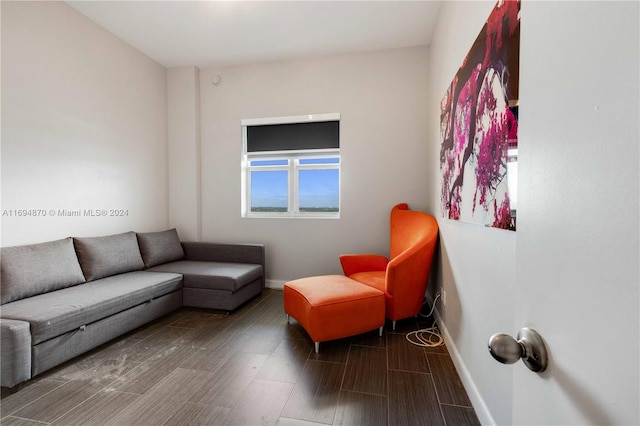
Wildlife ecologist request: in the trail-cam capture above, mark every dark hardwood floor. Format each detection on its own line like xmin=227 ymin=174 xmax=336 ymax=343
xmin=0 ymin=289 xmax=480 ymax=425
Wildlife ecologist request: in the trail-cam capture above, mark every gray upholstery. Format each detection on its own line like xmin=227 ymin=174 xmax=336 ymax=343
xmin=183 ymin=279 xmax=263 ymax=311
xmin=74 ymin=231 xmax=145 ymax=281
xmin=0 ymin=319 xmax=31 ymax=388
xmin=137 ymin=229 xmax=185 ymax=268
xmin=1 ymin=271 xmax=182 ymax=345
xmin=0 ymin=238 xmax=85 ymax=304
xmin=0 ymin=234 xmax=265 ymax=388
xmin=31 ymin=290 xmax=182 ymax=376
xmin=148 ymin=260 xmax=262 ymax=292
xmin=182 ymin=242 xmax=265 ymax=267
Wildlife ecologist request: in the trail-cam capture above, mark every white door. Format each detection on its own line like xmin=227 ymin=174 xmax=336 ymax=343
xmin=512 ymin=2 xmax=639 ymax=424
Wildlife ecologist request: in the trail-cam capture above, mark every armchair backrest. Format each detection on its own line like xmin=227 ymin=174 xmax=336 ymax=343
xmin=390 ymin=203 xmax=438 ymax=260
xmin=386 ymin=203 xmax=439 ymax=320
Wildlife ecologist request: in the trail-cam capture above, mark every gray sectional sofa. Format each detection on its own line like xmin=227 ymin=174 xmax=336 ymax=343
xmin=0 ymin=229 xmax=265 ymax=388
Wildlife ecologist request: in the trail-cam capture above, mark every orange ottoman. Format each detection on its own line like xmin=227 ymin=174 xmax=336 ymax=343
xmin=284 ymin=275 xmax=385 ymax=352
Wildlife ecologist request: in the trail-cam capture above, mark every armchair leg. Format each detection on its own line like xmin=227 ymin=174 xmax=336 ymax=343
xmin=379 ymin=326 xmax=383 ymax=337
xmin=392 ymin=320 xmax=396 ymax=331
xmin=314 ymin=342 xmax=320 ymax=353
xmin=286 ymin=314 xmax=290 ymax=324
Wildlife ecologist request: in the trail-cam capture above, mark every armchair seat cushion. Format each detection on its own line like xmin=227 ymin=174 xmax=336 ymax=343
xmin=348 ymin=271 xmax=386 ymax=293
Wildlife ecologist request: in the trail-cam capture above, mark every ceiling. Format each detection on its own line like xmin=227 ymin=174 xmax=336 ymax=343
xmin=66 ymin=1 xmax=441 ymax=69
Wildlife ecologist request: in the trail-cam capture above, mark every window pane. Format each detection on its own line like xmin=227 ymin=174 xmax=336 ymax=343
xmin=251 ymin=170 xmax=288 ymax=212
xmin=299 ymin=158 xmax=340 ymax=165
xmin=250 ymin=159 xmax=288 ymax=166
xmin=299 ymin=169 xmax=339 ymax=212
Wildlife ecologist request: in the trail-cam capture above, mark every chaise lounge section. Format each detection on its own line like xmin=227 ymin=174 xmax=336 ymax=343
xmin=148 ymin=241 xmax=265 ymax=311
xmin=0 ymin=229 xmax=265 ymax=388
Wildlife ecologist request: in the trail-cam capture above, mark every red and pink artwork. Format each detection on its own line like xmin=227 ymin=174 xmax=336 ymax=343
xmin=440 ymin=0 xmax=520 ymax=231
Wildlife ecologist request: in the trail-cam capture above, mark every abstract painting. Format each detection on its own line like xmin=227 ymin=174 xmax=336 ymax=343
xmin=440 ymin=0 xmax=520 ymax=231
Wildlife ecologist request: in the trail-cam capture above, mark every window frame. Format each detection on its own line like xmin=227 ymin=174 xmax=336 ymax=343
xmin=241 ymin=114 xmax=341 ymax=219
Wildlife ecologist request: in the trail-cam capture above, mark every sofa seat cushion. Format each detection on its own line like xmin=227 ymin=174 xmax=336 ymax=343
xmin=0 ymin=271 xmax=182 ymax=345
xmin=148 ymin=260 xmax=262 ymax=292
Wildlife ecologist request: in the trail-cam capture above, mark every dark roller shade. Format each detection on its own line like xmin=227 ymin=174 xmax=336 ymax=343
xmin=247 ymin=121 xmax=339 ymax=152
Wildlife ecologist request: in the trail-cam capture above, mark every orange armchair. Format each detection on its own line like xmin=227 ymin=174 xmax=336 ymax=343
xmin=340 ymin=203 xmax=438 ymax=329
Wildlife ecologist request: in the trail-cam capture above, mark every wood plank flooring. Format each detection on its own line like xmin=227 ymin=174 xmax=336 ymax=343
xmin=1 ymin=289 xmax=480 ymax=425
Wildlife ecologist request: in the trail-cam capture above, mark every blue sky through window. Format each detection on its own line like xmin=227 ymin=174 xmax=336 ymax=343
xmin=251 ymin=170 xmax=288 ymax=208
xmin=251 ymin=159 xmax=288 ymax=167
xmin=299 ymin=169 xmax=339 ymax=208
xmin=249 ymin=158 xmax=339 ymax=211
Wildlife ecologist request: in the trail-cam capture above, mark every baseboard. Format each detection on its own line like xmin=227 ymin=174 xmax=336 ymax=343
xmin=269 ymin=283 xmax=494 ymax=424
xmin=434 ymin=307 xmax=495 ymax=426
xmin=265 ymin=279 xmax=285 ymax=290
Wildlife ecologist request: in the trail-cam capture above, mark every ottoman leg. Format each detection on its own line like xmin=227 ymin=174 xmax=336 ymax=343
xmin=315 ymin=342 xmax=320 ymax=353
xmin=379 ymin=326 xmax=383 ymax=336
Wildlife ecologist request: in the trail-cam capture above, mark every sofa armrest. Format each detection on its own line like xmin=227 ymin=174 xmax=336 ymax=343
xmin=1 ymin=318 xmax=32 ymax=388
xmin=181 ymin=242 xmax=265 ymax=266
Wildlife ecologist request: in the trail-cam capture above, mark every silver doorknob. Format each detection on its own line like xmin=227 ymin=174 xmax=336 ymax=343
xmin=488 ymin=327 xmax=548 ymax=372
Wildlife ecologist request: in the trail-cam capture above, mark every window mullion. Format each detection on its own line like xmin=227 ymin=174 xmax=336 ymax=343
xmin=290 ymin=159 xmax=298 ymax=214
xmin=244 ymin=160 xmax=250 ymax=217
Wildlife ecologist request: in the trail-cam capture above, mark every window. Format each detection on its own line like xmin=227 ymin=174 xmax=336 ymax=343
xmin=241 ymin=114 xmax=340 ymax=218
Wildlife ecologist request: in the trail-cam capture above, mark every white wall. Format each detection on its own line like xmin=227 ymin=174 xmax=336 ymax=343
xmin=1 ymin=1 xmax=168 ymax=246
xmin=197 ymin=47 xmax=431 ymax=284
xmin=167 ymin=66 xmax=201 ymax=242
xmin=427 ymin=1 xmax=514 ymax=424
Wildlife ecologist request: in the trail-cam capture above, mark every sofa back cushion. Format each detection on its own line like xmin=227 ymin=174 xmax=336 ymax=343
xmin=73 ymin=231 xmax=144 ymax=281
xmin=136 ymin=229 xmax=185 ymax=268
xmin=1 ymin=238 xmax=86 ymax=304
